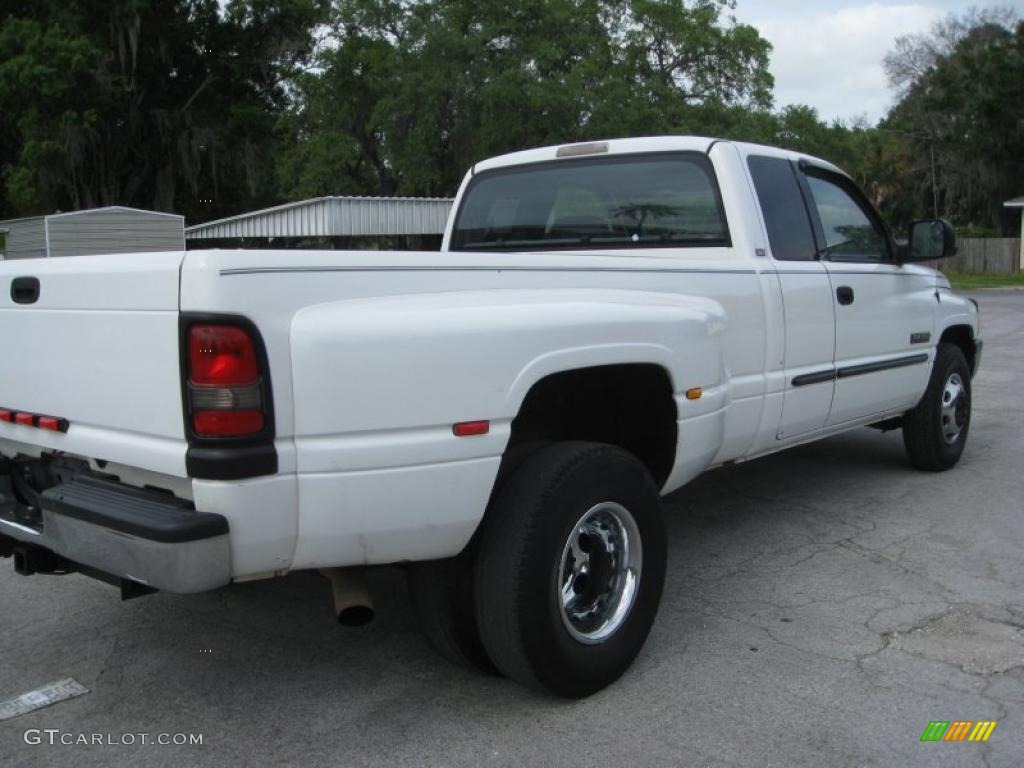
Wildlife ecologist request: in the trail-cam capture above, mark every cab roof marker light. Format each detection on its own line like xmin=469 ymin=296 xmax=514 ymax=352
xmin=556 ymin=142 xmax=609 ymax=158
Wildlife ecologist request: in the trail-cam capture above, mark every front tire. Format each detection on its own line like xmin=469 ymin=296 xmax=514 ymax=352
xmin=474 ymin=442 xmax=666 ymax=698
xmin=903 ymin=342 xmax=972 ymax=471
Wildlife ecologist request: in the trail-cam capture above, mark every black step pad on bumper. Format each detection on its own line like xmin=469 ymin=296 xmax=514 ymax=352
xmin=42 ymin=476 xmax=227 ymax=543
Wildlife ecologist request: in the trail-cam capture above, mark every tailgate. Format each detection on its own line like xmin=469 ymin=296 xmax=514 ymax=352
xmin=0 ymin=252 xmax=187 ymax=476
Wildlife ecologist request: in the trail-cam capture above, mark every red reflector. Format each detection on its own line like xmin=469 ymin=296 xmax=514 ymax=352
xmin=14 ymin=412 xmax=34 ymax=426
xmin=0 ymin=409 xmax=11 ymax=422
xmin=193 ymin=409 xmax=264 ymax=437
xmin=453 ymin=420 xmax=489 ymax=437
xmin=189 ymin=325 xmax=259 ymax=386
xmin=38 ymin=416 xmax=61 ymax=431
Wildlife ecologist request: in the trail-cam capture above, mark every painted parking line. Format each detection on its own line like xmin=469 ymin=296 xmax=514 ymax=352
xmin=0 ymin=678 xmax=89 ymax=721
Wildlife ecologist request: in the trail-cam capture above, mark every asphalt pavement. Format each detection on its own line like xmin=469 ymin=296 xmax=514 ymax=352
xmin=1 ymin=289 xmax=1022 ymax=767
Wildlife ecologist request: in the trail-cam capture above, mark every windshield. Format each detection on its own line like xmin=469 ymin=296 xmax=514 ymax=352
xmin=450 ymin=153 xmax=729 ymax=251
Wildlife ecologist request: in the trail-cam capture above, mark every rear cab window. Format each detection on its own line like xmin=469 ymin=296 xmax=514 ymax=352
xmin=747 ymin=155 xmax=817 ymax=262
xmin=450 ymin=153 xmax=730 ymax=251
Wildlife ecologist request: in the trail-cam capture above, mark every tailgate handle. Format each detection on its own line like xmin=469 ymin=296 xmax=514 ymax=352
xmin=11 ymin=277 xmax=40 ymax=304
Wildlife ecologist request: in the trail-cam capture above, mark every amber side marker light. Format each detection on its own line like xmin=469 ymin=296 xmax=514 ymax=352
xmin=685 ymin=388 xmax=703 ymax=401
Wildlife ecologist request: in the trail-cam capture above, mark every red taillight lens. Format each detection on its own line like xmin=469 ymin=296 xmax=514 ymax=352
xmin=0 ymin=409 xmax=11 ymax=422
xmin=189 ymin=325 xmax=259 ymax=386
xmin=186 ymin=323 xmax=267 ymax=438
xmin=193 ymin=409 xmax=264 ymax=437
xmin=14 ymin=412 xmax=34 ymax=426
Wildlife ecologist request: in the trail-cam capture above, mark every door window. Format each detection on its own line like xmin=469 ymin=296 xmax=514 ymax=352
xmin=805 ymin=175 xmax=889 ymax=262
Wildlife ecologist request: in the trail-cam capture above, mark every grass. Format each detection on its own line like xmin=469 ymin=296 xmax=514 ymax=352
xmin=942 ymin=271 xmax=1024 ymax=291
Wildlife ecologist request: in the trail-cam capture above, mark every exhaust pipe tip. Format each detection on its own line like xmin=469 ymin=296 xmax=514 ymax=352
xmin=319 ymin=567 xmax=374 ymax=626
xmin=337 ymin=604 xmax=375 ymax=627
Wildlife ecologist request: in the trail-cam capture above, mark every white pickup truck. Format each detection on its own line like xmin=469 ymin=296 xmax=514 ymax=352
xmin=0 ymin=136 xmax=981 ymax=697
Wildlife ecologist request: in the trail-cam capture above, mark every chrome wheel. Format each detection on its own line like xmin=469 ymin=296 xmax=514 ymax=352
xmin=558 ymin=501 xmax=642 ymax=644
xmin=940 ymin=372 xmax=968 ymax=444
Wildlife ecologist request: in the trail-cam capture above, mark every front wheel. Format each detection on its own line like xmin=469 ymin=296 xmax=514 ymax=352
xmin=473 ymin=442 xmax=666 ymax=698
xmin=903 ymin=343 xmax=972 ymax=471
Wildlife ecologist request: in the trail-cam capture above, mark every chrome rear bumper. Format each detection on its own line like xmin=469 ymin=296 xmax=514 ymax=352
xmin=0 ymin=471 xmax=230 ymax=594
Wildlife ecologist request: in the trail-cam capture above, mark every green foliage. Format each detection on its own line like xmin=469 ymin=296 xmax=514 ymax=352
xmin=0 ymin=0 xmax=327 ymax=220
xmin=884 ymin=11 xmax=1024 ymax=234
xmin=0 ymin=0 xmax=1018 ymax=238
xmin=941 ymin=271 xmax=1024 ymax=290
xmin=277 ymin=0 xmax=774 ymax=198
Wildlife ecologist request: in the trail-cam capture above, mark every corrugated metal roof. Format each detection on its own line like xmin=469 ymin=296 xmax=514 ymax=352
xmin=0 ymin=206 xmax=182 ymax=228
xmin=2 ymin=216 xmax=47 ymax=259
xmin=47 ymin=207 xmax=184 ymax=257
xmin=184 ymin=196 xmax=455 ymax=240
xmin=0 ymin=207 xmax=184 ymax=259
xmin=0 ymin=215 xmax=45 ymax=226
xmin=45 ymin=205 xmax=182 ymax=220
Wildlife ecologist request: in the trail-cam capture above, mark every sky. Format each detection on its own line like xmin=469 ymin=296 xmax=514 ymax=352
xmin=731 ymin=0 xmax=1023 ymax=124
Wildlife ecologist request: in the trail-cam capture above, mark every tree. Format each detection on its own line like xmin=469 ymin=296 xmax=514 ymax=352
xmin=0 ymin=0 xmax=327 ymax=220
xmin=278 ymin=0 xmax=773 ymax=198
xmin=883 ymin=9 xmax=1024 ymax=233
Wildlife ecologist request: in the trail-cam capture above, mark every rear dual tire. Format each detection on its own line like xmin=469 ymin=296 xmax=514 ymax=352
xmin=408 ymin=441 xmax=666 ymax=698
xmin=473 ymin=442 xmax=666 ymax=698
xmin=407 ymin=555 xmax=498 ymax=675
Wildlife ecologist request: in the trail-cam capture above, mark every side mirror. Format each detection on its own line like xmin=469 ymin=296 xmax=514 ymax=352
xmin=906 ymin=219 xmax=956 ymax=262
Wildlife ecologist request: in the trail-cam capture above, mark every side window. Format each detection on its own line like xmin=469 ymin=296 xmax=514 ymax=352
xmin=748 ymin=156 xmax=816 ymax=261
xmin=805 ymin=175 xmax=889 ymax=262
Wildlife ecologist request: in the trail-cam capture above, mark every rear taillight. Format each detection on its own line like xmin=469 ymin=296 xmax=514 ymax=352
xmin=186 ymin=324 xmax=267 ymax=437
xmin=189 ymin=325 xmax=259 ymax=386
xmin=192 ymin=409 xmax=264 ymax=436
